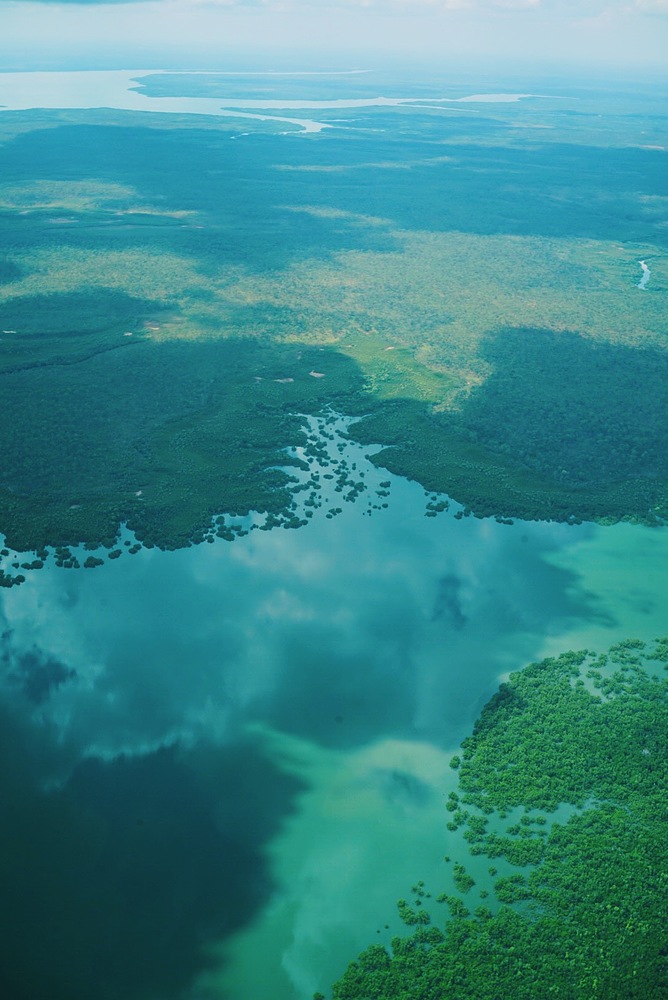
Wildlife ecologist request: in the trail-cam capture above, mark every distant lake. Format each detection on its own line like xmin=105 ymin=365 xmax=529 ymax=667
xmin=0 ymin=69 xmax=565 ymax=134
xmin=1 ymin=431 xmax=666 ymax=1000
xmin=0 ymin=69 xmax=330 ymax=131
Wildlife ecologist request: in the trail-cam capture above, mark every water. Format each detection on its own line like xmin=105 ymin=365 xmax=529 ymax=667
xmin=1 ymin=66 xmax=666 ymax=999
xmin=1 ymin=441 xmax=667 ymax=1000
xmin=0 ymin=70 xmax=330 ymax=132
xmin=638 ymin=259 xmax=651 ymax=289
xmin=0 ymin=70 xmax=568 ymax=136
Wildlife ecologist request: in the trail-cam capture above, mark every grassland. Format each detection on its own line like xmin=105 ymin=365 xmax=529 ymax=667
xmin=0 ymin=90 xmax=666 ymax=558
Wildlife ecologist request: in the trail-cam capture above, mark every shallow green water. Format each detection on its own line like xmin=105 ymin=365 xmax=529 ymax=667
xmin=1 ymin=430 xmax=667 ymax=1000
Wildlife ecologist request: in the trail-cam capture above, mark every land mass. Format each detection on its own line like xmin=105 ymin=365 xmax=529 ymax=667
xmin=0 ymin=82 xmax=666 ymax=563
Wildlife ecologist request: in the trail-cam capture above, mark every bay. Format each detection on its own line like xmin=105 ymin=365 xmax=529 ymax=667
xmin=1 ymin=433 xmax=666 ymax=1000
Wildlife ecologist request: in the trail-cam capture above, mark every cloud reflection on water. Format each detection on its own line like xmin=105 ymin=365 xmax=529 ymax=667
xmin=0 ymin=470 xmax=632 ymax=1000
xmin=0 ymin=489 xmax=598 ymax=763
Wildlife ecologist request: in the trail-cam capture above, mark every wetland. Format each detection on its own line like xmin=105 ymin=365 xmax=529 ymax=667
xmin=0 ymin=65 xmax=666 ymax=1000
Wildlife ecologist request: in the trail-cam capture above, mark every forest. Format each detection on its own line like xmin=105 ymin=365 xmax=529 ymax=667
xmin=0 ymin=87 xmax=666 ymax=566
xmin=325 ymin=638 xmax=668 ymax=999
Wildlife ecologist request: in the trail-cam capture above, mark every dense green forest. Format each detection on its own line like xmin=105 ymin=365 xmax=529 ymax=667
xmin=351 ymin=326 xmax=668 ymax=523
xmin=325 ymin=638 xmax=668 ymax=999
xmin=0 ymin=321 xmax=370 ymax=554
xmin=0 ymin=85 xmax=666 ymax=559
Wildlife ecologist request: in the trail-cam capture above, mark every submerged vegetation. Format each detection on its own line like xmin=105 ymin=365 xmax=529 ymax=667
xmin=327 ymin=638 xmax=668 ymax=999
xmin=1 ymin=85 xmax=667 ymax=556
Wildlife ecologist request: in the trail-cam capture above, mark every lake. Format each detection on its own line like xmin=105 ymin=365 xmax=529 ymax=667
xmin=1 ymin=426 xmax=666 ymax=1000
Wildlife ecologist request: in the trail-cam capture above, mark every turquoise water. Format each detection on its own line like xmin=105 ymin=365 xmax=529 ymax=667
xmin=1 ymin=431 xmax=667 ymax=999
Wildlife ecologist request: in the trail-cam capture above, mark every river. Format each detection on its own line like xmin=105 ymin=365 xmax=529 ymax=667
xmin=0 ymin=69 xmax=564 ymax=136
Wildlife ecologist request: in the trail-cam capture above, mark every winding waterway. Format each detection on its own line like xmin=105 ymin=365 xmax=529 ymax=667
xmin=0 ymin=69 xmax=563 ymax=135
xmin=0 ymin=69 xmax=331 ymax=132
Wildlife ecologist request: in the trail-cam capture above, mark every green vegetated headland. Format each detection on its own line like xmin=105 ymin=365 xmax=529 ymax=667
xmin=0 ymin=86 xmax=667 ymax=561
xmin=323 ymin=637 xmax=668 ymax=1000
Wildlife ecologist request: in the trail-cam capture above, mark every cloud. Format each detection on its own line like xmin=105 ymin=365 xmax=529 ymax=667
xmin=6 ymin=646 xmax=77 ymax=705
xmin=2 ymin=0 xmax=666 ymax=72
xmin=635 ymin=0 xmax=668 ymax=13
xmin=0 ymin=0 xmax=651 ymax=19
xmin=0 ymin=0 xmax=541 ymax=7
xmin=8 ymin=0 xmax=137 ymax=4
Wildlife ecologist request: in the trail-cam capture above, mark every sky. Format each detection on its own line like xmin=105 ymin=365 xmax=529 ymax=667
xmin=1 ymin=0 xmax=668 ymax=75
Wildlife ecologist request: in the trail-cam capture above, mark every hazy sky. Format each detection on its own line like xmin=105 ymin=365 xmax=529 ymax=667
xmin=1 ymin=0 xmax=667 ymax=75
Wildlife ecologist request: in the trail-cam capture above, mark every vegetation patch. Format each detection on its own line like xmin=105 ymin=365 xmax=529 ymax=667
xmin=1 ymin=112 xmax=667 ymax=554
xmin=326 ymin=638 xmax=668 ymax=999
xmin=0 ymin=336 xmax=368 ymax=553
xmin=456 ymin=327 xmax=668 ymax=489
xmin=350 ymin=327 xmax=668 ymax=523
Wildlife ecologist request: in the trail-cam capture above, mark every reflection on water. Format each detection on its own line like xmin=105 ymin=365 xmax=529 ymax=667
xmin=0 ymin=479 xmax=594 ymax=761
xmin=0 ymin=448 xmax=667 ymax=999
